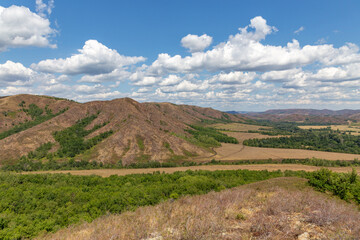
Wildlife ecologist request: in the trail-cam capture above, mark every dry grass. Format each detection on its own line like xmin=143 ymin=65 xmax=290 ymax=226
xmin=298 ymin=125 xmax=330 ymax=130
xmin=38 ymin=177 xmax=360 ymax=240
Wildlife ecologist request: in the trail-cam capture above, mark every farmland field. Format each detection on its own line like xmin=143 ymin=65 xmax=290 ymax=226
xmin=299 ymin=124 xmax=360 ymax=135
xmin=199 ymin=124 xmax=360 ymax=161
xmin=210 ymin=123 xmax=271 ymax=131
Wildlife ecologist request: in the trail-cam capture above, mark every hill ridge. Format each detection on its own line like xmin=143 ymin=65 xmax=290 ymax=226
xmin=0 ymin=94 xmax=244 ymax=165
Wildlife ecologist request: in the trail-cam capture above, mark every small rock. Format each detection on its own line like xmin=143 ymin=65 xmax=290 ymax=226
xmin=298 ymin=232 xmax=309 ymax=240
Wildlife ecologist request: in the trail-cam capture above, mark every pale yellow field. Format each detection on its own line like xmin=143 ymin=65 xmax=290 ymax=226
xmin=299 ymin=125 xmax=360 ymax=135
xmin=210 ymin=123 xmax=270 ymax=131
xmin=298 ymin=125 xmax=329 ymax=130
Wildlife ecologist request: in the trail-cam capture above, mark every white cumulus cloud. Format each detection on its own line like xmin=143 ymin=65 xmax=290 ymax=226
xmin=159 ymin=74 xmax=182 ymax=86
xmin=181 ymin=34 xmax=213 ymax=53
xmin=210 ymin=72 xmax=257 ymax=84
xmin=32 ymin=40 xmax=146 ymax=75
xmin=146 ymin=16 xmax=353 ymax=75
xmin=0 ymin=5 xmax=56 ymax=51
xmin=0 ymin=61 xmax=34 ymax=83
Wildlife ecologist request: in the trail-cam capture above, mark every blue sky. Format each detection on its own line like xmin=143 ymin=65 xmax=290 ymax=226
xmin=0 ymin=0 xmax=360 ymax=111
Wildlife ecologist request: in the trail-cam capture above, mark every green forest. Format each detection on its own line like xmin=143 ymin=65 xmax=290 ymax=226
xmin=244 ymin=128 xmax=360 ymax=154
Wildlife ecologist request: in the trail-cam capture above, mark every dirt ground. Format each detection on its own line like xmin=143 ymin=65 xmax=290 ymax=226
xmin=23 ymin=164 xmax=359 ymax=177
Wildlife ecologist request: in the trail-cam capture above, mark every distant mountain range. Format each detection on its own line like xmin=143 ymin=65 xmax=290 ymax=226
xmin=231 ymin=108 xmax=360 ymax=124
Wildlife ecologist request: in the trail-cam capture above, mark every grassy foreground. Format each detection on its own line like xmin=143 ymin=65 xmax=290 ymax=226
xmin=1 ymin=169 xmax=359 ymax=239
xmin=40 ymin=177 xmax=360 ymax=240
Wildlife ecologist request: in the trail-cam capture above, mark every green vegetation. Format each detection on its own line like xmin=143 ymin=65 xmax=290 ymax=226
xmin=244 ymin=128 xmax=360 ymax=154
xmin=1 ymin=111 xmax=16 ymax=118
xmin=163 ymin=141 xmax=174 ymax=154
xmin=136 ymin=135 xmax=145 ymax=151
xmin=23 ymin=103 xmax=43 ymax=119
xmin=2 ymin=114 xmax=113 ymax=172
xmin=4 ymin=156 xmax=360 ymax=172
xmin=27 ymin=142 xmax=54 ymax=160
xmin=0 ymin=104 xmax=68 ymax=140
xmin=308 ymin=168 xmax=360 ymax=204
xmin=2 ymin=158 xmax=107 ymax=172
xmin=207 ymin=158 xmax=360 ymax=167
xmin=0 ymin=170 xmax=284 ymax=239
xmin=186 ymin=125 xmax=239 ymax=147
xmin=18 ymin=101 xmax=25 ymax=107
xmin=53 ymin=114 xmax=113 ymax=158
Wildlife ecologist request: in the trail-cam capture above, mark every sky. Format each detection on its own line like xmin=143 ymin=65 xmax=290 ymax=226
xmin=0 ymin=0 xmax=360 ymax=111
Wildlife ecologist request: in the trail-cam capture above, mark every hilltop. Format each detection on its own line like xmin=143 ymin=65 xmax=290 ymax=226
xmin=0 ymin=94 xmax=245 ymax=165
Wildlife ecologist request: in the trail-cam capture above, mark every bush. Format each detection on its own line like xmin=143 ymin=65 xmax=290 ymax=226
xmin=308 ymin=168 xmax=360 ymax=203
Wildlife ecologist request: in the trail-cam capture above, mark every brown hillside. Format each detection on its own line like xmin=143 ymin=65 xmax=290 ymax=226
xmin=0 ymin=95 xmax=244 ymax=164
xmin=0 ymin=94 xmax=78 ymax=132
